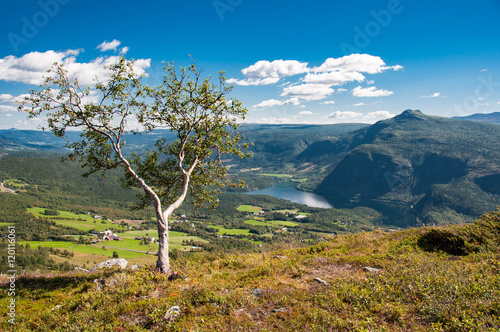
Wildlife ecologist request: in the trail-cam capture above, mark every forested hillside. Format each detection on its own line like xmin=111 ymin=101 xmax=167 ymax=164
xmin=304 ymin=110 xmax=500 ymax=225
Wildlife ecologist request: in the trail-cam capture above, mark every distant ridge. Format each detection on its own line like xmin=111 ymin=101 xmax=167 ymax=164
xmin=452 ymin=111 xmax=500 ymax=124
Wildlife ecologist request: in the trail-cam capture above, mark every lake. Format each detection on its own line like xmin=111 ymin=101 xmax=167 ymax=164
xmin=246 ymin=181 xmax=417 ymax=226
xmin=246 ymin=181 xmax=333 ymax=208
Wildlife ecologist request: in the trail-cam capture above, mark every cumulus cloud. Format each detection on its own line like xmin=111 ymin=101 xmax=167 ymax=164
xmin=327 ymin=111 xmax=362 ymax=119
xmin=227 ymin=77 xmax=280 ymax=86
xmin=302 ymin=71 xmax=365 ymax=86
xmin=421 ymin=92 xmax=441 ymax=98
xmin=0 ymin=50 xmax=151 ymax=86
xmin=120 ymin=47 xmax=129 ymax=54
xmin=321 ymin=100 xmax=335 ymax=105
xmin=364 ymin=110 xmax=395 ymax=120
xmin=0 ymin=93 xmax=30 ymax=113
xmin=252 ymin=97 xmax=300 ymax=109
xmin=96 ymin=39 xmax=121 ymax=52
xmin=229 ymin=60 xmax=309 ymax=86
xmin=281 ymin=84 xmax=334 ymax=101
xmin=0 ymin=93 xmax=29 ymax=104
xmin=226 ymin=54 xmax=402 ymax=108
xmin=352 ymin=86 xmax=393 ymax=97
xmin=314 ymin=54 xmax=402 ymax=74
xmin=0 ymin=105 xmax=17 ymax=112
xmin=298 ymin=111 xmax=317 ymax=115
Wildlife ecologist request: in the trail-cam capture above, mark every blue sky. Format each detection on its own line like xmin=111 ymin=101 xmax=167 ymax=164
xmin=0 ymin=0 xmax=499 ymax=129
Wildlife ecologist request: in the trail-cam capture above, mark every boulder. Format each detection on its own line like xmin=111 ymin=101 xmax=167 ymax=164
xmin=91 ymin=258 xmax=128 ymax=271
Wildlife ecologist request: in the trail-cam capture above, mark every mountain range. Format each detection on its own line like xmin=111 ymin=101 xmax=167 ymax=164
xmin=1 ymin=110 xmax=499 ymax=227
xmin=300 ymin=110 xmax=500 ymax=225
xmin=453 ymin=111 xmax=500 ymax=124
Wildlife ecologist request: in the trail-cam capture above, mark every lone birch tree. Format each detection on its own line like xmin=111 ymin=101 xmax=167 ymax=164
xmin=20 ymin=57 xmax=250 ymax=273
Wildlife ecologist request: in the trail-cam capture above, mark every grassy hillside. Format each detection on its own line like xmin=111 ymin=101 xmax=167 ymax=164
xmin=2 ymin=209 xmax=499 ymax=331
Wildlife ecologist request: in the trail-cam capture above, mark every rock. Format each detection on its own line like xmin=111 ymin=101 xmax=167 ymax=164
xmin=168 ymin=272 xmax=186 ymax=281
xmin=363 ymin=266 xmax=381 ymax=273
xmin=128 ymin=264 xmax=140 ymax=270
xmin=250 ymin=288 xmax=265 ymax=297
xmin=272 ymin=307 xmax=287 ymax=313
xmin=164 ymin=306 xmax=181 ymax=321
xmin=91 ymin=258 xmax=128 ymax=271
xmin=313 ymin=277 xmax=330 ymax=286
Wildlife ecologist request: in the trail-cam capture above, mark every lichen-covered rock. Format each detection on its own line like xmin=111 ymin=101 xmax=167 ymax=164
xmin=91 ymin=258 xmax=128 ymax=271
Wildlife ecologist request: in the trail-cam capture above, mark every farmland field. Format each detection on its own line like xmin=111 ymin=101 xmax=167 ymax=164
xmin=209 ymin=226 xmax=251 ymax=235
xmin=28 ymin=207 xmax=121 ymax=231
xmin=237 ymin=205 xmax=262 ymax=212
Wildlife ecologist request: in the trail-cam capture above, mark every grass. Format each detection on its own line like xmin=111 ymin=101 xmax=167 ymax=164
xmin=4 ymin=209 xmax=500 ymax=331
xmin=266 ymin=220 xmax=299 ymax=227
xmin=244 ymin=219 xmax=298 ymax=228
xmin=244 ymin=219 xmax=274 ymax=227
xmin=27 ymin=207 xmax=117 ymax=232
xmin=237 ymin=205 xmax=263 ymax=213
xmin=18 ymin=241 xmax=149 ymax=260
xmin=259 ymin=173 xmax=292 ymax=178
xmin=4 ymin=178 xmax=26 ymax=188
xmin=209 ymin=225 xmax=251 ymax=235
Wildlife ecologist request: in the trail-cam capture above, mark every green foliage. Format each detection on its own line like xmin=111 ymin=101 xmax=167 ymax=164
xmin=44 ymin=208 xmax=60 ymax=216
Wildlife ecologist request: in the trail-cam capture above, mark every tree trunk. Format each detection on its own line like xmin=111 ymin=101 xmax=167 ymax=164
xmin=156 ymin=213 xmax=171 ymax=273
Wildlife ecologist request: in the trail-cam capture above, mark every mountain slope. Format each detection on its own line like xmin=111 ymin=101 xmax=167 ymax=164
xmin=308 ymin=110 xmax=500 ymax=225
xmin=453 ymin=111 xmax=500 ymax=124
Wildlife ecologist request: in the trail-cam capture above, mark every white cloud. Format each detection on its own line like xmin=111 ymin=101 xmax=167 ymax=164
xmin=97 ymin=39 xmax=121 ymax=52
xmin=352 ymin=102 xmax=365 ymax=107
xmin=352 ymin=86 xmax=393 ymax=97
xmin=366 ymin=80 xmax=375 ymax=85
xmin=302 ymin=71 xmax=365 ymax=86
xmin=0 ymin=50 xmax=151 ymax=86
xmin=227 ymin=77 xmax=280 ymax=86
xmin=242 ymin=60 xmax=309 ymax=78
xmin=298 ymin=111 xmax=317 ymax=115
xmin=0 ymin=105 xmax=17 ymax=112
xmin=252 ymin=97 xmax=300 ymax=109
xmin=314 ymin=54 xmax=402 ymax=74
xmin=480 ymin=69 xmax=488 ymax=72
xmin=421 ymin=92 xmax=441 ymax=98
xmin=321 ymin=100 xmax=335 ymax=105
xmin=230 ymin=60 xmax=309 ymax=86
xmin=364 ymin=110 xmax=395 ymax=120
xmin=281 ymin=84 xmax=334 ymax=100
xmin=5 ymin=113 xmax=13 ymax=117
xmin=120 ymin=47 xmax=129 ymax=55
xmin=227 ymin=54 xmax=401 ymax=102
xmin=327 ymin=111 xmax=362 ymax=119
xmin=0 ymin=93 xmax=29 ymax=104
